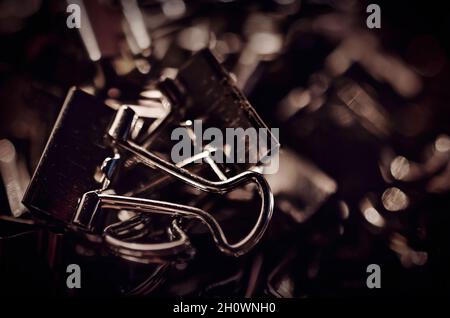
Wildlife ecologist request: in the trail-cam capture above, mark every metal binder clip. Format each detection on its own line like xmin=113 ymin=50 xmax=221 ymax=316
xmin=72 ymin=101 xmax=274 ymax=257
xmin=72 ymin=104 xmax=274 ymax=257
xmin=99 ymin=50 xmax=278 ymax=257
xmin=22 ymin=88 xmax=192 ymax=263
xmin=24 ymin=49 xmax=277 ymax=262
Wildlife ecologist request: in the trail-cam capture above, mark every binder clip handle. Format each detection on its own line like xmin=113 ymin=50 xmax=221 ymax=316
xmin=106 ymin=105 xmax=274 ymax=256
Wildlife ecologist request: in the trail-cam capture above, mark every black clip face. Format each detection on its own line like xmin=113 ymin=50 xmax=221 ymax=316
xmin=23 ymin=88 xmax=115 ymax=223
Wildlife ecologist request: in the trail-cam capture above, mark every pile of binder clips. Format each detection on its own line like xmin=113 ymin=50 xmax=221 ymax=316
xmin=0 ymin=0 xmax=449 ymax=298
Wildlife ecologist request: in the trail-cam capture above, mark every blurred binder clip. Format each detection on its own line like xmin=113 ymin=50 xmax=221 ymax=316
xmin=23 ymin=49 xmax=279 ymax=264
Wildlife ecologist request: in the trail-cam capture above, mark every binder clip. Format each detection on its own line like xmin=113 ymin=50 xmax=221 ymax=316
xmin=23 ymin=49 xmax=278 ymax=263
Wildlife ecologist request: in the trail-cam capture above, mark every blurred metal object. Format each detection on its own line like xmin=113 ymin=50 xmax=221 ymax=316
xmin=0 ymin=139 xmax=29 ymax=217
xmin=266 ymin=149 xmax=336 ymax=223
